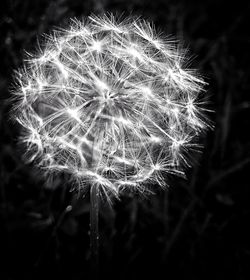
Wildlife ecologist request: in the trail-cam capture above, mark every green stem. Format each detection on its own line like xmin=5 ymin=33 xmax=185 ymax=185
xmin=90 ymin=183 xmax=99 ymax=278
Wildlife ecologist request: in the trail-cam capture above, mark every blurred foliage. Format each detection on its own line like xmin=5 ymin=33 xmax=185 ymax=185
xmin=1 ymin=0 xmax=250 ymax=279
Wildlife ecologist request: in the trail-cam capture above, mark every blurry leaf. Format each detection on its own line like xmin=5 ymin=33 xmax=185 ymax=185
xmin=61 ymin=217 xmax=78 ymax=236
xmin=216 ymin=193 xmax=234 ymax=206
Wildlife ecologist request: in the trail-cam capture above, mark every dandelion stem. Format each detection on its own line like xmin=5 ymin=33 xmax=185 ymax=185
xmin=90 ymin=183 xmax=100 ymax=278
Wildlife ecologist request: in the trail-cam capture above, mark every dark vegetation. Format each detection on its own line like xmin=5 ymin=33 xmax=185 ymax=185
xmin=1 ymin=0 xmax=250 ymax=279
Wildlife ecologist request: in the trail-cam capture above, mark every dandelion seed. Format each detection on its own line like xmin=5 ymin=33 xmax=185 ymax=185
xmin=66 ymin=107 xmax=80 ymax=121
xmin=91 ymin=40 xmax=102 ymax=52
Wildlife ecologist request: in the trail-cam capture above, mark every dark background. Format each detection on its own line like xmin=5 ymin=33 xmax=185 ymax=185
xmin=1 ymin=0 xmax=250 ymax=279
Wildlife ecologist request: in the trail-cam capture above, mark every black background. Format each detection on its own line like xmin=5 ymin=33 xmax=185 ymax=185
xmin=1 ymin=0 xmax=250 ymax=279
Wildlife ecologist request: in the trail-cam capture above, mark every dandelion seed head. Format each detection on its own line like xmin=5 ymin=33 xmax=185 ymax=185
xmin=12 ymin=14 xmax=210 ymax=199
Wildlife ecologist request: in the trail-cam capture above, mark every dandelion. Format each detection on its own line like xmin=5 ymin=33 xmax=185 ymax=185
xmin=11 ymin=13 xmax=210 ymax=271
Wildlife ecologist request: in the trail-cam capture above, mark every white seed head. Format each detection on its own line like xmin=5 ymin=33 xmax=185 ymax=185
xmin=12 ymin=14 xmax=209 ymax=199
